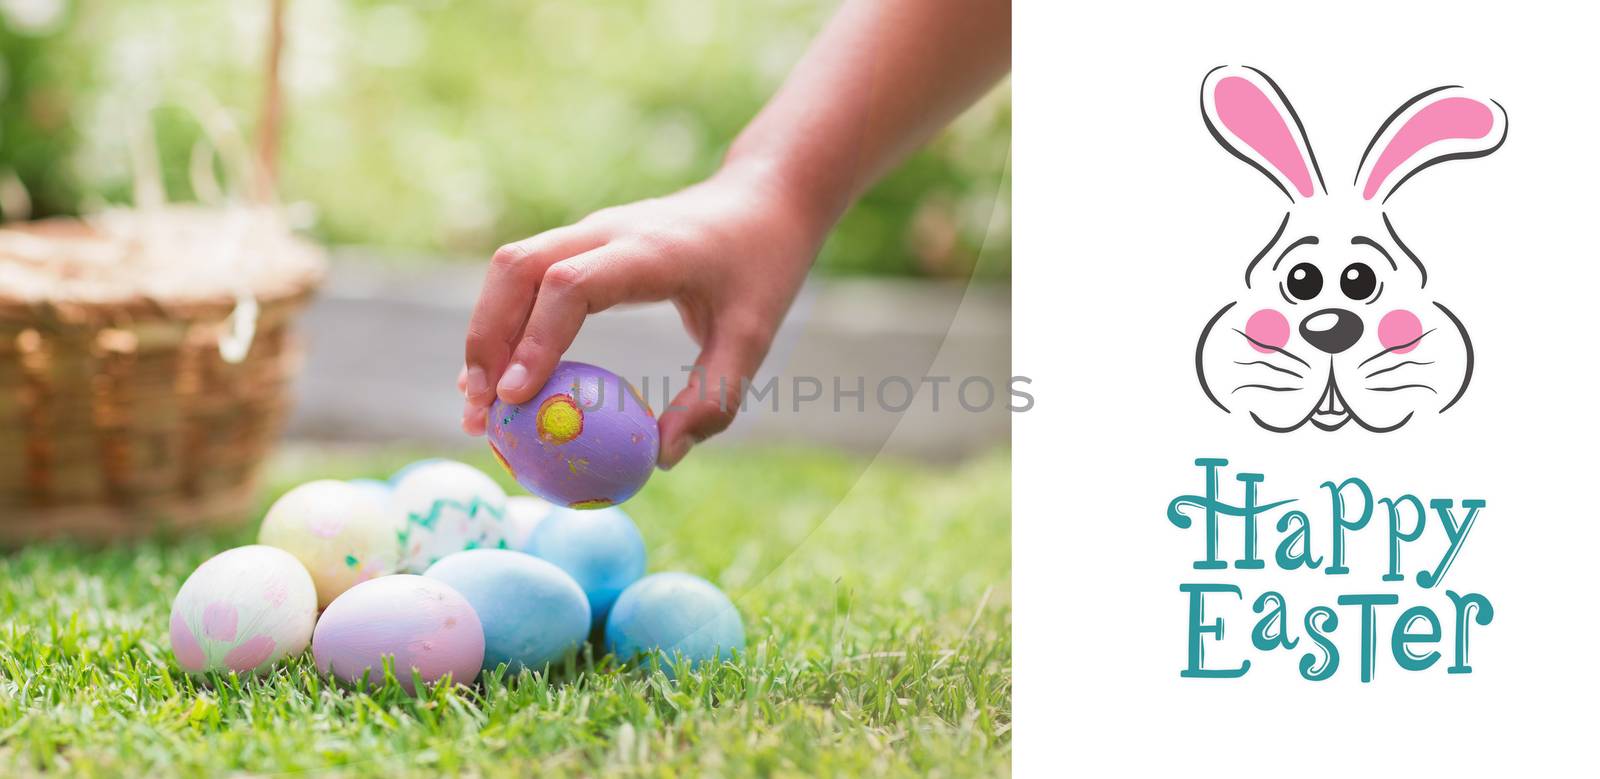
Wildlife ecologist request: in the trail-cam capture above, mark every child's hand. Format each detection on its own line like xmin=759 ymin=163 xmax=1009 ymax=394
xmin=460 ymin=0 xmax=1007 ymax=469
xmin=460 ymin=164 xmax=822 ymax=468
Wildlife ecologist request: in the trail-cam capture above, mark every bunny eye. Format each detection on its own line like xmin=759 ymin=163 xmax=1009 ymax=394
xmin=1340 ymin=262 xmax=1377 ymax=301
xmin=1284 ymin=262 xmax=1322 ymax=301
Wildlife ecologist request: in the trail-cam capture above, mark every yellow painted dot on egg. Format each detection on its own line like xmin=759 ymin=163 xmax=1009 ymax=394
xmin=569 ymin=498 xmax=613 ymax=510
xmin=536 ymin=394 xmax=584 ymax=444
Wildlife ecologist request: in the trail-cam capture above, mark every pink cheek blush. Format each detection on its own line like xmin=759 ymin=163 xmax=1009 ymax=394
xmin=1379 ymin=309 xmax=1424 ymax=353
xmin=1244 ymin=309 xmax=1290 ymax=353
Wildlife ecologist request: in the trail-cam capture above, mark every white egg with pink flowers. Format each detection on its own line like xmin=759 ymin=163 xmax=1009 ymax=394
xmin=169 ymin=545 xmax=319 ymax=675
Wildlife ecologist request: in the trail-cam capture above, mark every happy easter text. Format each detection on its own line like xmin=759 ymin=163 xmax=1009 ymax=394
xmin=1165 ymin=458 xmax=1493 ymax=682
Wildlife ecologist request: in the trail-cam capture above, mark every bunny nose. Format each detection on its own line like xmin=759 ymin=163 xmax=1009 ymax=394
xmin=1299 ymin=308 xmax=1364 ymax=354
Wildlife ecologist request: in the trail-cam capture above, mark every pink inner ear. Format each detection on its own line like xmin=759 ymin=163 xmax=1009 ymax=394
xmin=1364 ymin=97 xmax=1494 ymax=200
xmin=1215 ymin=76 xmax=1315 ymax=199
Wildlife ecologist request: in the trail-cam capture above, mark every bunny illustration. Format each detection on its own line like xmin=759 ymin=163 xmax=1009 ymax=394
xmin=1195 ymin=66 xmax=1506 ymax=432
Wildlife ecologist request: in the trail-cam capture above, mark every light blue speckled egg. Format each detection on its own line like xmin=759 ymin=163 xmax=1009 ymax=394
xmin=424 ymin=549 xmax=591 ymax=674
xmin=522 ymin=505 xmax=646 ymax=626
xmin=604 ymin=572 xmax=743 ymax=670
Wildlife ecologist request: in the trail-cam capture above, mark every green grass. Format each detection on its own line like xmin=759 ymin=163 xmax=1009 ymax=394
xmin=0 ymin=446 xmax=1011 ymax=777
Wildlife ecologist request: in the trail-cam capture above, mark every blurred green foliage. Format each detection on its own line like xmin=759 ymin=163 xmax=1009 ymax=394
xmin=0 ymin=5 xmax=78 ymax=219
xmin=1 ymin=0 xmax=1009 ymax=278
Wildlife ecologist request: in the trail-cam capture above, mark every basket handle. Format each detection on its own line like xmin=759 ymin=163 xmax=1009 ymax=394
xmin=218 ymin=292 xmax=260 ymax=364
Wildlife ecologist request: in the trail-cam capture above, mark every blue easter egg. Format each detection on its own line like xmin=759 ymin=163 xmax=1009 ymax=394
xmin=604 ymin=573 xmax=743 ymax=668
xmin=523 ymin=506 xmax=646 ymax=625
xmin=423 ymin=549 xmax=591 ymax=673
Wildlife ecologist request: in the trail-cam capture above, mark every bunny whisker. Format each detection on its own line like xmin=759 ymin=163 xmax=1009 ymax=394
xmin=1365 ymin=360 xmax=1433 ymax=380
xmin=1233 ymin=360 xmax=1303 ymax=379
xmin=1232 ymin=384 xmax=1301 ymax=394
xmin=1231 ymin=329 xmax=1311 ymax=368
xmin=1357 ymin=329 xmax=1435 ymax=368
xmin=1369 ymin=384 xmax=1437 ymax=393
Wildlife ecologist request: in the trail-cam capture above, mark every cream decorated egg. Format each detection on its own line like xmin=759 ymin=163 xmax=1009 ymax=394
xmin=169 ymin=545 xmax=319 ymax=675
xmin=258 ymin=479 xmax=402 ymax=608
xmin=389 ymin=460 xmax=510 ymax=572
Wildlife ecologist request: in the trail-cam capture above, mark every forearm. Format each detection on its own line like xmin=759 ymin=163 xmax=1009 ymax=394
xmin=722 ymin=0 xmax=1011 ymax=235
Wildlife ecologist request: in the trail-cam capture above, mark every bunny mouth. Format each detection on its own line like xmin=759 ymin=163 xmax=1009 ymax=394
xmin=1248 ymin=368 xmax=1414 ymax=433
xmin=1310 ymin=374 xmax=1351 ymax=431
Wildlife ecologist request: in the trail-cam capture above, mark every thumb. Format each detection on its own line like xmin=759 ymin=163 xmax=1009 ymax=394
xmin=656 ymin=331 xmax=765 ymax=469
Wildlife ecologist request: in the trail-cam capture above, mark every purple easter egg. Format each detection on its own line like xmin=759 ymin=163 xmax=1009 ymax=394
xmin=311 ymin=575 xmax=485 ymax=694
xmin=487 ymin=361 xmax=658 ymax=510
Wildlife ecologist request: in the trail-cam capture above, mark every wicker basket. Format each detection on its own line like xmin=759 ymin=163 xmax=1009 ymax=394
xmin=0 ymin=215 xmax=323 ymax=544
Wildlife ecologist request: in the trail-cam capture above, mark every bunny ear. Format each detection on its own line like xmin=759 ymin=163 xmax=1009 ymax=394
xmin=1355 ymin=87 xmax=1507 ymax=203
xmin=1201 ymin=66 xmax=1325 ymax=202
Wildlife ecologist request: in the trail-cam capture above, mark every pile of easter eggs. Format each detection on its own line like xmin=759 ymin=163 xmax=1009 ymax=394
xmin=168 ymin=362 xmax=744 ymax=692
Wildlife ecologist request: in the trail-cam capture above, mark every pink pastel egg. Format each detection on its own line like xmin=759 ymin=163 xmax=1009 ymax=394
xmin=168 ymin=545 xmax=318 ymax=675
xmin=312 ymin=575 xmax=485 ymax=694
